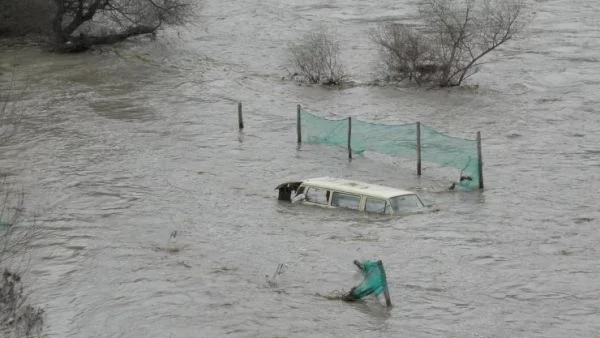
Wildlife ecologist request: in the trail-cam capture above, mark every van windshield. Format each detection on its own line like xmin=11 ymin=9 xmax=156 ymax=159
xmin=389 ymin=194 xmax=424 ymax=213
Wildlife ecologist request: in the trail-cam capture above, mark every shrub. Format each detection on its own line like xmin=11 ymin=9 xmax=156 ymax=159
xmin=372 ymin=23 xmax=439 ymax=84
xmin=373 ymin=0 xmax=526 ymax=87
xmin=288 ymin=28 xmax=347 ymax=86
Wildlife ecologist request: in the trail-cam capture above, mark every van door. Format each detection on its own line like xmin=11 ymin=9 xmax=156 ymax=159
xmin=275 ymin=181 xmax=302 ymax=201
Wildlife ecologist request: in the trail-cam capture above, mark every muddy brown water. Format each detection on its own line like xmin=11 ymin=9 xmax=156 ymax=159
xmin=0 ymin=1 xmax=599 ymax=337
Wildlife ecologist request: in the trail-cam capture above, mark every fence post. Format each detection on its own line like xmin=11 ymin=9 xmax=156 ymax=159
xmin=377 ymin=260 xmax=392 ymax=306
xmin=297 ymin=104 xmax=302 ymax=144
xmin=238 ymin=102 xmax=244 ymax=129
xmin=348 ymin=117 xmax=352 ymax=159
xmin=416 ymin=122 xmax=421 ymax=176
xmin=477 ymin=131 xmax=484 ymax=189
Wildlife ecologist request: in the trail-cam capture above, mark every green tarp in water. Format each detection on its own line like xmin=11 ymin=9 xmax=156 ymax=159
xmin=345 ymin=260 xmax=389 ymax=300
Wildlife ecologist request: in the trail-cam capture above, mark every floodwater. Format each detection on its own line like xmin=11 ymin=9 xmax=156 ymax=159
xmin=0 ymin=0 xmax=599 ymax=337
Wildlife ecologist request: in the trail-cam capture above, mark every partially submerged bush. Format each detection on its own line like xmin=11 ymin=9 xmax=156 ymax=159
xmin=288 ymin=28 xmax=347 ymax=86
xmin=372 ymin=0 xmax=526 ymax=87
xmin=372 ymin=23 xmax=440 ymax=85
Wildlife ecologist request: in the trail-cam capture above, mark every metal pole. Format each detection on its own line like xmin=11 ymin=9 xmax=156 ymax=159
xmin=238 ymin=102 xmax=244 ymax=129
xmin=297 ymin=104 xmax=302 ymax=143
xmin=417 ymin=122 xmax=421 ymax=176
xmin=477 ymin=131 xmax=484 ymax=189
xmin=348 ymin=117 xmax=352 ymax=159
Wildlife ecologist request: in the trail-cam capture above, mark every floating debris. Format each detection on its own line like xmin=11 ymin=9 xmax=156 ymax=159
xmin=155 ymin=230 xmax=184 ymax=253
xmin=177 ymin=261 xmax=192 ymax=269
xmin=266 ymin=263 xmax=286 ymax=287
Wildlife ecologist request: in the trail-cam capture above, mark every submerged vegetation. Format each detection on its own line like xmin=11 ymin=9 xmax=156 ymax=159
xmin=372 ymin=0 xmax=526 ymax=87
xmin=0 ymin=81 xmax=44 ymax=337
xmin=288 ymin=28 xmax=347 ymax=86
xmin=0 ymin=269 xmax=44 ymax=338
xmin=1 ymin=0 xmax=527 ymax=88
xmin=0 ymin=185 xmax=44 ymax=338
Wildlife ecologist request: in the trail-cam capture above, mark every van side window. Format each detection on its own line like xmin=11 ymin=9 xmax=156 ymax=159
xmin=389 ymin=194 xmax=424 ymax=213
xmin=331 ymin=192 xmax=361 ymax=210
xmin=365 ymin=198 xmax=386 ymax=214
xmin=305 ymin=187 xmax=329 ymax=205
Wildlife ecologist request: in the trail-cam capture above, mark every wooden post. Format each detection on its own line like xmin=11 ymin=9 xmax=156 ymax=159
xmin=297 ymin=104 xmax=302 ymax=144
xmin=383 ymin=285 xmax=392 ymax=307
xmin=416 ymin=122 xmax=422 ymax=176
xmin=377 ymin=260 xmax=392 ymax=307
xmin=237 ymin=102 xmax=244 ymax=130
xmin=477 ymin=131 xmax=484 ymax=189
xmin=347 ymin=117 xmax=352 ymax=159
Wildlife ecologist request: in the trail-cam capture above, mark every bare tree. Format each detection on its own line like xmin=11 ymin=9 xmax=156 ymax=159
xmin=288 ymin=28 xmax=347 ymax=86
xmin=373 ymin=0 xmax=525 ymax=87
xmin=51 ymin=0 xmax=194 ymax=52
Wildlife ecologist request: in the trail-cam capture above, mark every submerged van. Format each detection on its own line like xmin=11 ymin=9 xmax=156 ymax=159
xmin=276 ymin=177 xmax=430 ymax=215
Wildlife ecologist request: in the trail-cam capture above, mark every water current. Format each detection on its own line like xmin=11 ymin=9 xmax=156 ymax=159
xmin=0 ymin=0 xmax=599 ymax=337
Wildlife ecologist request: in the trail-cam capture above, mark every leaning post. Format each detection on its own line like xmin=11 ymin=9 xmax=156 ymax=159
xmin=238 ymin=102 xmax=244 ymax=130
xmin=477 ymin=131 xmax=484 ymax=189
xmin=377 ymin=260 xmax=392 ymax=307
xmin=297 ymin=104 xmax=302 ymax=144
xmin=416 ymin=122 xmax=422 ymax=176
xmin=348 ymin=117 xmax=352 ymax=159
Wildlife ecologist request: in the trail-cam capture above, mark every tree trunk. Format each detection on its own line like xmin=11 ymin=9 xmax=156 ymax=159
xmin=53 ymin=24 xmax=159 ymax=53
xmin=51 ymin=1 xmax=67 ymax=43
xmin=51 ymin=0 xmax=113 ymax=52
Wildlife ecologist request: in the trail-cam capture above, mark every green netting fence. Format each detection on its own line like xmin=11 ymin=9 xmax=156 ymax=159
xmin=297 ymin=107 xmax=483 ymax=190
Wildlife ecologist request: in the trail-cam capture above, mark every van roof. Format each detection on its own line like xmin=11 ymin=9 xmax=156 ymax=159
xmin=301 ymin=177 xmax=416 ymax=199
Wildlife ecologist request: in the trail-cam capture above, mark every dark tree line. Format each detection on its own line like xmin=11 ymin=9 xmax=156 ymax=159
xmin=0 ymin=0 xmax=54 ymax=37
xmin=1 ymin=0 xmax=193 ymax=52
